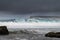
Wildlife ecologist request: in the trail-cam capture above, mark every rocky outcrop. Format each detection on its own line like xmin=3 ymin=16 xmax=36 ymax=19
xmin=0 ymin=26 xmax=9 ymax=35
xmin=45 ymin=32 xmax=60 ymax=38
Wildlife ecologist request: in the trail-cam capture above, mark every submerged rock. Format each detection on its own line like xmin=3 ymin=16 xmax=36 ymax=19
xmin=0 ymin=26 xmax=9 ymax=35
xmin=45 ymin=32 xmax=60 ymax=38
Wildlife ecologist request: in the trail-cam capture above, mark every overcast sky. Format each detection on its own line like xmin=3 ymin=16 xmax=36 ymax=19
xmin=0 ymin=0 xmax=60 ymax=18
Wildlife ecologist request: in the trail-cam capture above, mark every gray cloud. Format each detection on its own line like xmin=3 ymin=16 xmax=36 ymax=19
xmin=0 ymin=0 xmax=60 ymax=16
xmin=0 ymin=0 xmax=60 ymax=12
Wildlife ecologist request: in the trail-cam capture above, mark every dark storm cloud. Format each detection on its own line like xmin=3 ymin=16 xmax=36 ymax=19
xmin=0 ymin=0 xmax=60 ymax=15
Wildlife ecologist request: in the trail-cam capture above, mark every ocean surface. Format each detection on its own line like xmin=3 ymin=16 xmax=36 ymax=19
xmin=0 ymin=16 xmax=60 ymax=40
xmin=0 ymin=28 xmax=60 ymax=40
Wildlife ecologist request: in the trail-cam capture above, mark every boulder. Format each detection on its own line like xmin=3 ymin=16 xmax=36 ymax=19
xmin=55 ymin=32 xmax=60 ymax=38
xmin=45 ymin=32 xmax=56 ymax=37
xmin=0 ymin=26 xmax=9 ymax=35
xmin=45 ymin=32 xmax=60 ymax=38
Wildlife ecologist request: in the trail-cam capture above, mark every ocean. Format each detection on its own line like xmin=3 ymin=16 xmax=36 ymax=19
xmin=0 ymin=16 xmax=60 ymax=40
xmin=0 ymin=28 xmax=60 ymax=40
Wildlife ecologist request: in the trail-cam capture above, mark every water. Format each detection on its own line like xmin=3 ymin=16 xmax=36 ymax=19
xmin=0 ymin=17 xmax=60 ymax=28
xmin=0 ymin=28 xmax=60 ymax=40
xmin=0 ymin=16 xmax=60 ymax=40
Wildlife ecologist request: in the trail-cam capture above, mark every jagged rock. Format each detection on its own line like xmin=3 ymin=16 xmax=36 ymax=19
xmin=0 ymin=26 xmax=9 ymax=35
xmin=45 ymin=32 xmax=60 ymax=38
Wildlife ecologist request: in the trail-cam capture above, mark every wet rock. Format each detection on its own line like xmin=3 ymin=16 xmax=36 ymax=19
xmin=45 ymin=32 xmax=56 ymax=37
xmin=45 ymin=32 xmax=60 ymax=38
xmin=55 ymin=32 xmax=60 ymax=38
xmin=0 ymin=26 xmax=9 ymax=35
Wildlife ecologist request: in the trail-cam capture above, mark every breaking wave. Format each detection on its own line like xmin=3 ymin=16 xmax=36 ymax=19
xmin=0 ymin=17 xmax=60 ymax=28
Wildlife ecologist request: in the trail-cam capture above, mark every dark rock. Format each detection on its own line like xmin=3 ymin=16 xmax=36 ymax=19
xmin=45 ymin=32 xmax=60 ymax=38
xmin=55 ymin=32 xmax=60 ymax=38
xmin=45 ymin=32 xmax=56 ymax=37
xmin=0 ymin=26 xmax=9 ymax=35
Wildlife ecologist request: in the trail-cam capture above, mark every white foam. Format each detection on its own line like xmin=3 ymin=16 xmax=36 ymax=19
xmin=0 ymin=22 xmax=60 ymax=28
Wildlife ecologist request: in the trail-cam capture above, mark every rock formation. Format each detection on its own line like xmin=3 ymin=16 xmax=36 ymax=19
xmin=0 ymin=26 xmax=9 ymax=35
xmin=45 ymin=32 xmax=60 ymax=38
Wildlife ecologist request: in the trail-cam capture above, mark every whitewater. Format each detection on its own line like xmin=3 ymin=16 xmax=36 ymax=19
xmin=0 ymin=18 xmax=60 ymax=40
xmin=0 ymin=18 xmax=60 ymax=28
